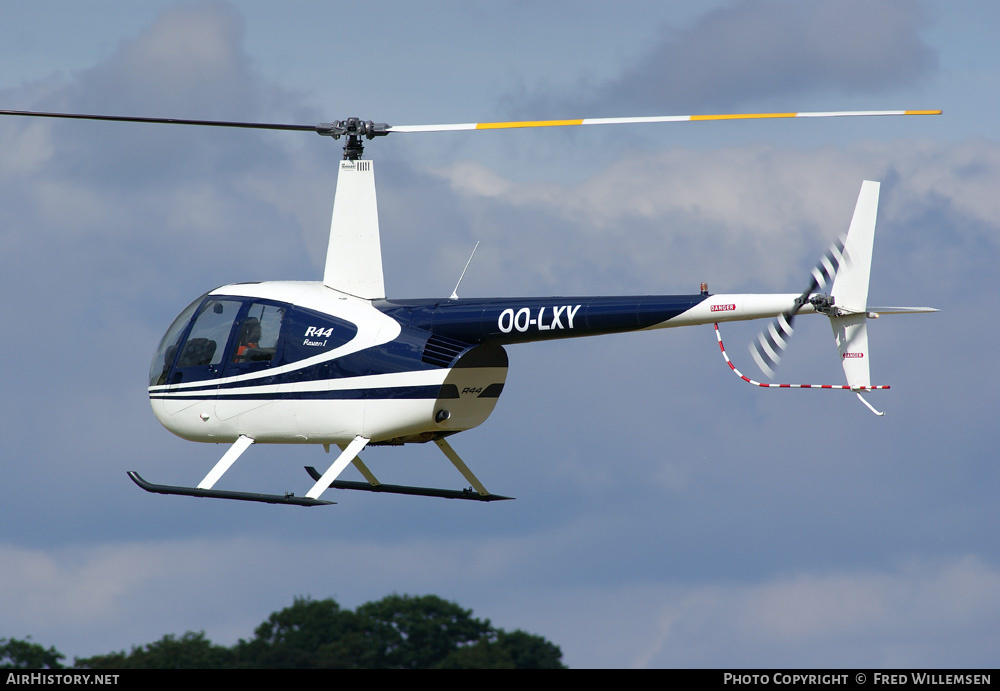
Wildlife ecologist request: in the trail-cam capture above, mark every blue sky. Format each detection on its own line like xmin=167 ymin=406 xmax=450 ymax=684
xmin=1 ymin=0 xmax=997 ymax=668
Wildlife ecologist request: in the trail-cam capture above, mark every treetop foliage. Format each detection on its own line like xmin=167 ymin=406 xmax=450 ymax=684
xmin=11 ymin=594 xmax=565 ymax=669
xmin=0 ymin=637 xmax=65 ymax=670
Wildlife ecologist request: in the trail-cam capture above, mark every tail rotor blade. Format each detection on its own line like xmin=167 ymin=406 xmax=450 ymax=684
xmin=811 ymin=234 xmax=848 ymax=292
xmin=749 ymin=235 xmax=848 ymax=378
xmin=750 ymin=312 xmax=795 ymax=377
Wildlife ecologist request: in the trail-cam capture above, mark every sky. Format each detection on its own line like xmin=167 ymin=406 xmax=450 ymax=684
xmin=0 ymin=0 xmax=997 ymax=669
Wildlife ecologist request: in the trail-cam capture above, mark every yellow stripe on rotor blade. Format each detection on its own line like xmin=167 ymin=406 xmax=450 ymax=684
xmin=690 ymin=112 xmax=798 ymax=121
xmin=475 ymin=119 xmax=585 ymax=130
xmin=390 ymin=109 xmax=940 ymax=134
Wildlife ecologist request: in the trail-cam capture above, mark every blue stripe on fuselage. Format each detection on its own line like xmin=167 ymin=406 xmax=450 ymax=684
xmin=149 ymin=384 xmax=444 ymax=401
xmin=377 ymin=294 xmax=708 ymax=344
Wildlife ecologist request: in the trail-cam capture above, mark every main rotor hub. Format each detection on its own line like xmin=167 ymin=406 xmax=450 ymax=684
xmin=315 ymin=117 xmax=390 ymax=160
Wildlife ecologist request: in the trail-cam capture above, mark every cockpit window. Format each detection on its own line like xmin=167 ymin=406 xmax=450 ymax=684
xmin=232 ymin=303 xmax=285 ymax=364
xmin=178 ymin=299 xmax=243 ymax=368
xmin=149 ymin=293 xmax=205 ymax=386
xmin=150 ymin=294 xmax=357 ymax=387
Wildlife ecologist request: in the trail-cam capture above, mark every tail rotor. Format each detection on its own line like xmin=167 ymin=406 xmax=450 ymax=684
xmin=749 ymin=234 xmax=848 ymax=377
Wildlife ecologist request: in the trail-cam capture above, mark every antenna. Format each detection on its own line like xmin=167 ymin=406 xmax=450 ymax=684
xmin=450 ymin=241 xmax=480 ymax=300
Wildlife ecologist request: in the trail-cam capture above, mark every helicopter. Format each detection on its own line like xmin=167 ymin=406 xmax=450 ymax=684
xmin=1 ymin=108 xmax=940 ymax=506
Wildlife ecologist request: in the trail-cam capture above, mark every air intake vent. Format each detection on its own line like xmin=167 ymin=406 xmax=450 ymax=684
xmin=422 ymin=334 xmax=469 ymax=368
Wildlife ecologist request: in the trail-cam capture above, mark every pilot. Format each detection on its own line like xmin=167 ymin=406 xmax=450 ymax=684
xmin=234 ymin=317 xmax=261 ymax=362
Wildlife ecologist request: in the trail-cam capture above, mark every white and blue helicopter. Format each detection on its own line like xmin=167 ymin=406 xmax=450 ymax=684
xmin=2 ymin=108 xmax=940 ymax=506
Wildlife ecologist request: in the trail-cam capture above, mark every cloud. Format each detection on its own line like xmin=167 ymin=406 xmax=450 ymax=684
xmin=429 ymin=137 xmax=1000 ymax=294
xmin=485 ymin=556 xmax=1000 ymax=668
xmin=0 ymin=2 xmax=335 ymax=303
xmin=0 ymin=525 xmax=605 ymax=657
xmin=522 ymin=0 xmax=937 ymax=114
xmin=64 ymin=1 xmax=253 ymax=117
xmin=3 ymin=539 xmax=997 ymax=667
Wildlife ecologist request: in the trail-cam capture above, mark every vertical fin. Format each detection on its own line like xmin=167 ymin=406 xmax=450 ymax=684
xmin=323 ymin=160 xmax=385 ymax=299
xmin=831 ymin=180 xmax=879 ymax=312
xmin=831 ymin=312 xmax=871 ymax=390
xmin=830 ymin=181 xmax=878 ymax=396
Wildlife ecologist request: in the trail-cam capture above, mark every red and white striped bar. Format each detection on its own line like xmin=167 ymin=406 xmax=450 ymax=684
xmin=714 ymin=323 xmax=889 ymax=391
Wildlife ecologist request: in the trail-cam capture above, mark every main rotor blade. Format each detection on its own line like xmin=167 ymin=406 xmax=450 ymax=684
xmin=2 ymin=108 xmax=941 ymax=138
xmin=0 ymin=109 xmax=318 ymax=132
xmin=387 ymin=109 xmax=941 ymax=133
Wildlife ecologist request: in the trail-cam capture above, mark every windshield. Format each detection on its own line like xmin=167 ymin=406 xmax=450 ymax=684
xmin=148 ymin=293 xmax=206 ymax=386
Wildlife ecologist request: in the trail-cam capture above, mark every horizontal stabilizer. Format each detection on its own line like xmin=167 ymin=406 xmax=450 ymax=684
xmin=866 ymin=306 xmax=939 ymax=315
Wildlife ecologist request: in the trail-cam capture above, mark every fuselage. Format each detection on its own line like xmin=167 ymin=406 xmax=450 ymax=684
xmin=148 ymin=281 xmax=807 ymax=445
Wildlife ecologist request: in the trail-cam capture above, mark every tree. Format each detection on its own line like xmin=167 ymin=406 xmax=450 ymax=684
xmin=10 ymin=593 xmax=567 ymax=669
xmin=234 ymin=597 xmax=363 ymax=668
xmin=354 ymin=594 xmax=492 ymax=669
xmin=232 ymin=594 xmax=565 ymax=669
xmin=75 ymin=632 xmax=232 ymax=669
xmin=437 ymin=630 xmax=566 ymax=669
xmin=0 ymin=637 xmax=64 ymax=669
xmin=493 ymin=630 xmax=566 ymax=669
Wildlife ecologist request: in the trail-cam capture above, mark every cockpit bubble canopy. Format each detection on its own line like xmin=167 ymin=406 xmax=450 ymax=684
xmin=149 ymin=292 xmax=357 ymax=387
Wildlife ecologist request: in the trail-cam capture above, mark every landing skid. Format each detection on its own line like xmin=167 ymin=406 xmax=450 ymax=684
xmin=305 ymin=437 xmax=513 ymax=502
xmin=127 ymin=471 xmax=334 ymax=507
xmin=128 ymin=433 xmax=337 ymax=507
xmin=128 ymin=434 xmax=510 ymax=506
xmin=303 ymin=470 xmax=512 ymax=502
